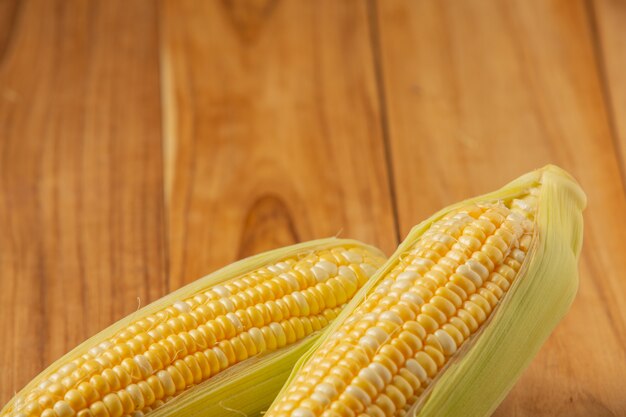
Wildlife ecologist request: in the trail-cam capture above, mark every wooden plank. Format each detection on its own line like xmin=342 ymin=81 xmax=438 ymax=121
xmin=0 ymin=0 xmax=166 ymax=403
xmin=161 ymin=0 xmax=397 ymax=288
xmin=591 ymin=0 xmax=626 ymax=176
xmin=374 ymin=0 xmax=626 ymax=415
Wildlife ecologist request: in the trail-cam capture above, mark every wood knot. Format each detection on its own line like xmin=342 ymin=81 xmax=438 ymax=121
xmin=221 ymin=0 xmax=279 ymax=43
xmin=238 ymin=194 xmax=299 ymax=258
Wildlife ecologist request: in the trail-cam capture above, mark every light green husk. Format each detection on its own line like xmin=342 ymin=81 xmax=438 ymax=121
xmin=1 ymin=238 xmax=385 ymax=417
xmin=272 ymin=164 xmax=585 ymax=417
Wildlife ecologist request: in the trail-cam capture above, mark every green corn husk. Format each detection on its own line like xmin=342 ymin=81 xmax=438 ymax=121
xmin=269 ymin=164 xmax=585 ymax=417
xmin=1 ymin=239 xmax=386 ymax=417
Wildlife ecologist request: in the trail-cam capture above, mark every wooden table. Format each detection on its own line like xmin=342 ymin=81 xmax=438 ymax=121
xmin=1 ymin=1 xmax=624 ymax=415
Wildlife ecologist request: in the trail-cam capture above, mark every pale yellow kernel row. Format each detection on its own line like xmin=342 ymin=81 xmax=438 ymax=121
xmin=37 ymin=306 xmax=344 ymax=417
xmin=265 ymin=198 xmax=536 ymax=417
xmin=8 ymin=246 xmax=385 ymax=417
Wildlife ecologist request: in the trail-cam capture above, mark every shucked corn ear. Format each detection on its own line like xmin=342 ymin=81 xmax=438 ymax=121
xmin=1 ymin=239 xmax=386 ymax=417
xmin=265 ymin=165 xmax=585 ymax=417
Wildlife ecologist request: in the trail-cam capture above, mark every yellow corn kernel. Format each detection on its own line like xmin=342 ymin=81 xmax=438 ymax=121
xmin=268 ymin=199 xmax=535 ymax=416
xmin=265 ymin=166 xmax=585 ymax=417
xmin=2 ymin=241 xmax=385 ymax=417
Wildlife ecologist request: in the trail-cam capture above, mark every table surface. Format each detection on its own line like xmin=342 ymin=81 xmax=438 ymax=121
xmin=1 ymin=1 xmax=625 ymax=416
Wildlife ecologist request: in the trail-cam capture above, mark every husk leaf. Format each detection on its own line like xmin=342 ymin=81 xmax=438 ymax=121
xmin=271 ymin=165 xmax=585 ymax=417
xmin=2 ymin=238 xmax=385 ymax=417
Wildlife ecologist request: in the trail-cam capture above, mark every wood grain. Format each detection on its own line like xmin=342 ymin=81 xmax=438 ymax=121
xmin=591 ymin=0 xmax=626 ymax=174
xmin=374 ymin=0 xmax=626 ymax=415
xmin=161 ymin=0 xmax=397 ymax=288
xmin=0 ymin=0 xmax=166 ymax=404
xmin=1 ymin=0 xmax=624 ymax=414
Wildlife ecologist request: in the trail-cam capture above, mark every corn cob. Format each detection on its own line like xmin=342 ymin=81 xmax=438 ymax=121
xmin=1 ymin=239 xmax=386 ymax=417
xmin=265 ymin=165 xmax=585 ymax=417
